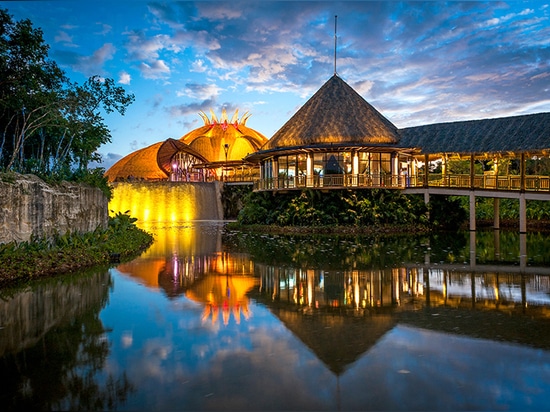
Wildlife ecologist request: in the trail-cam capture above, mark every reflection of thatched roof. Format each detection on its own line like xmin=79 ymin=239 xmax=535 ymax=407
xmin=105 ymin=142 xmax=168 ymax=182
xmin=250 ymin=292 xmax=396 ymax=375
xmin=399 ymin=112 xmax=550 ymax=155
xmin=261 ymin=74 xmax=400 ymax=151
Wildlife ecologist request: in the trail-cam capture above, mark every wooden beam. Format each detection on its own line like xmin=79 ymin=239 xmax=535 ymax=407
xmin=470 ymin=154 xmax=475 ymax=189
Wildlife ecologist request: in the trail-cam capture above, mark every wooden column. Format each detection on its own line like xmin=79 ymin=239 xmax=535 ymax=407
xmin=520 ymin=233 xmax=527 ymax=269
xmin=519 ymin=152 xmax=527 ymax=234
xmin=424 ymin=153 xmax=429 ymax=188
xmin=306 ymin=154 xmax=312 ymax=187
xmin=273 ymin=157 xmax=279 ymax=189
xmin=470 ymin=154 xmax=475 ymax=189
xmin=470 ymin=231 xmax=476 ymax=268
xmin=519 ymin=193 xmax=527 ymax=234
xmin=352 ymin=151 xmax=359 ymax=186
xmin=520 ymin=152 xmax=526 ymax=192
xmin=469 ymin=191 xmax=476 ymax=231
xmin=493 ymin=197 xmax=500 ymax=230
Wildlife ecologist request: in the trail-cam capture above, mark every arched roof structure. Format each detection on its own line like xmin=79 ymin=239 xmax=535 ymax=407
xmin=105 ymin=110 xmax=268 ymax=182
xmin=105 ymin=142 xmax=168 ymax=182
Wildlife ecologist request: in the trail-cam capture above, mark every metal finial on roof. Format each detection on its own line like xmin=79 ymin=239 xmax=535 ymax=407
xmin=334 ymin=15 xmax=338 ymax=75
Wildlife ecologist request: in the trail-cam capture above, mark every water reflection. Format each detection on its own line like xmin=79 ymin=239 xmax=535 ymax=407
xmin=117 ymin=223 xmax=258 ymax=325
xmin=1 ymin=224 xmax=550 ymax=410
xmin=0 ymin=268 xmax=133 ymax=410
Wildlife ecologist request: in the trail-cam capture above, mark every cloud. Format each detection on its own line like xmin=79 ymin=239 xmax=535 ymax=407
xmin=75 ymin=43 xmax=116 ymax=75
xmin=118 ymin=71 xmax=131 ymax=85
xmin=125 ymin=30 xmax=170 ymax=62
xmin=54 ymin=30 xmax=76 ymax=47
xmin=90 ymin=152 xmax=122 ymax=170
xmin=138 ymin=60 xmax=170 ymax=79
xmin=52 ymin=43 xmax=116 ymax=76
xmin=95 ymin=22 xmax=112 ymax=36
xmin=190 ymin=59 xmax=208 ymax=73
xmin=176 ymin=83 xmax=223 ymax=99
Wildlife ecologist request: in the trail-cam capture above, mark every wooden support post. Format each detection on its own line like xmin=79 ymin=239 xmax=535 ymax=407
xmin=493 ymin=197 xmax=500 ymax=230
xmin=520 ymin=233 xmax=527 ymax=269
xmin=470 ymin=154 xmax=475 ymax=189
xmin=494 ymin=229 xmax=501 ymax=261
xmin=519 ymin=192 xmax=527 ymax=234
xmin=424 ymin=153 xmax=429 ymax=188
xmin=520 ymin=152 xmax=526 ymax=192
xmin=469 ymin=191 xmax=476 ymax=231
xmin=470 ymin=231 xmax=476 ymax=268
xmin=424 ymin=190 xmax=430 ymax=222
xmin=273 ymin=157 xmax=279 ymax=189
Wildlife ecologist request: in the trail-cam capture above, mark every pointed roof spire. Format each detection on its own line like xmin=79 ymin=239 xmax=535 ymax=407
xmin=262 ymin=75 xmax=400 ymax=150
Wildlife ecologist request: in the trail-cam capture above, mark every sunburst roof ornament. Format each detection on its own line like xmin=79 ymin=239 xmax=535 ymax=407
xmin=198 ymin=109 xmax=252 ymax=129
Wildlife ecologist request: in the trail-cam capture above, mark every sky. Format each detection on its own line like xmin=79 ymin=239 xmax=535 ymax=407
xmin=2 ymin=1 xmax=549 ymax=170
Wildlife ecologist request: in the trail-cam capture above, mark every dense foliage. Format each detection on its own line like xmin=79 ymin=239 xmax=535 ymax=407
xmin=454 ymin=196 xmax=550 ymax=225
xmin=236 ymin=189 xmax=456 ymax=230
xmin=0 ymin=212 xmax=153 ymax=287
xmin=0 ymin=9 xmax=133 ymax=193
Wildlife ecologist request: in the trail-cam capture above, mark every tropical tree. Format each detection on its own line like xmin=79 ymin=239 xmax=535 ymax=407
xmin=0 ymin=8 xmax=134 ymax=179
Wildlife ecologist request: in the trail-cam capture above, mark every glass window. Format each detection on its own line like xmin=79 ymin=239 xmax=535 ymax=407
xmin=313 ymin=153 xmax=324 ymax=176
xmin=359 ymin=152 xmax=370 ymax=174
xmin=297 ymin=154 xmax=307 ymax=176
xmin=381 ymin=153 xmax=391 ymax=174
xmin=324 ymin=152 xmax=344 ymax=175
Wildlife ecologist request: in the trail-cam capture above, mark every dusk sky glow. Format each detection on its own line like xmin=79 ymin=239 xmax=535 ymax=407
xmin=2 ymin=1 xmax=549 ymax=169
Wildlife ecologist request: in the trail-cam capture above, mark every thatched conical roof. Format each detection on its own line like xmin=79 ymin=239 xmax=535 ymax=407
xmin=262 ymin=74 xmax=400 ymax=151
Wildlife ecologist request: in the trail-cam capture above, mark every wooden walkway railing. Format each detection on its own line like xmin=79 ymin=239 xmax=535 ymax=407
xmin=253 ymin=173 xmax=550 ymax=192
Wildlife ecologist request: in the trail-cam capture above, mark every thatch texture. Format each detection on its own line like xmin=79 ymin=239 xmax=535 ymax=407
xmin=105 ymin=111 xmax=268 ymax=181
xmin=105 ymin=142 xmax=168 ymax=182
xmin=180 ymin=122 xmax=268 ymax=163
xmin=156 ymin=138 xmax=207 ymax=174
xmin=262 ymin=75 xmax=400 ymax=151
xmin=399 ymin=112 xmax=550 ymax=154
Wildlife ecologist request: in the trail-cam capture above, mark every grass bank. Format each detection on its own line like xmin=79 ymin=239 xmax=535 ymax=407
xmin=0 ymin=212 xmax=153 ymax=288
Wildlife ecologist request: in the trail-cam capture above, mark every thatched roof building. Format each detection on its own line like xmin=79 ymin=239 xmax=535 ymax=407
xmin=246 ymin=75 xmax=415 ymax=190
xmin=105 ymin=110 xmax=268 ymax=182
xmin=258 ymin=74 xmax=400 ymax=154
xmin=399 ymin=112 xmax=550 ymax=155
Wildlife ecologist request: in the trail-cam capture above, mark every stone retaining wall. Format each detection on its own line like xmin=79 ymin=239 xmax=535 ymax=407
xmin=0 ymin=174 xmax=109 ymax=244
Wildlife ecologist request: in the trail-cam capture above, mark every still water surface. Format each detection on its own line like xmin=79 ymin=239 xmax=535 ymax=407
xmin=2 ymin=222 xmax=550 ymax=410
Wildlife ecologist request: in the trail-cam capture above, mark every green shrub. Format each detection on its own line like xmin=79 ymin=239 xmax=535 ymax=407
xmin=0 ymin=212 xmax=153 ymax=287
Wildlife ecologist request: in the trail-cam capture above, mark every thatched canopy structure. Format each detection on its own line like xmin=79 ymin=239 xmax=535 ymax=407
xmin=259 ymin=74 xmax=400 ymax=153
xmin=105 ymin=142 xmax=168 ymax=181
xmin=181 ymin=109 xmax=268 ymax=165
xmin=105 ymin=110 xmax=268 ymax=182
xmin=246 ymin=75 xmax=412 ymax=190
xmin=156 ymin=138 xmax=207 ymax=175
xmin=399 ymin=112 xmax=550 ymax=156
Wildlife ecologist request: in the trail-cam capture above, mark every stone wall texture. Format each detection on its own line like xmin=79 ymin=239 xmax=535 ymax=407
xmin=0 ymin=174 xmax=109 ymax=244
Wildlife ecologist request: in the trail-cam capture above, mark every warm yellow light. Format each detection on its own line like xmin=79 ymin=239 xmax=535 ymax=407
xmin=109 ymin=182 xmax=221 ymax=226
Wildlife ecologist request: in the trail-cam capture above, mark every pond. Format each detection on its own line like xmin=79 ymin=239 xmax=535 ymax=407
xmin=1 ymin=222 xmax=550 ymax=411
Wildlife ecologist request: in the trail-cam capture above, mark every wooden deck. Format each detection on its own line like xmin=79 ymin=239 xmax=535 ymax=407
xmin=253 ymin=173 xmax=550 ymax=193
